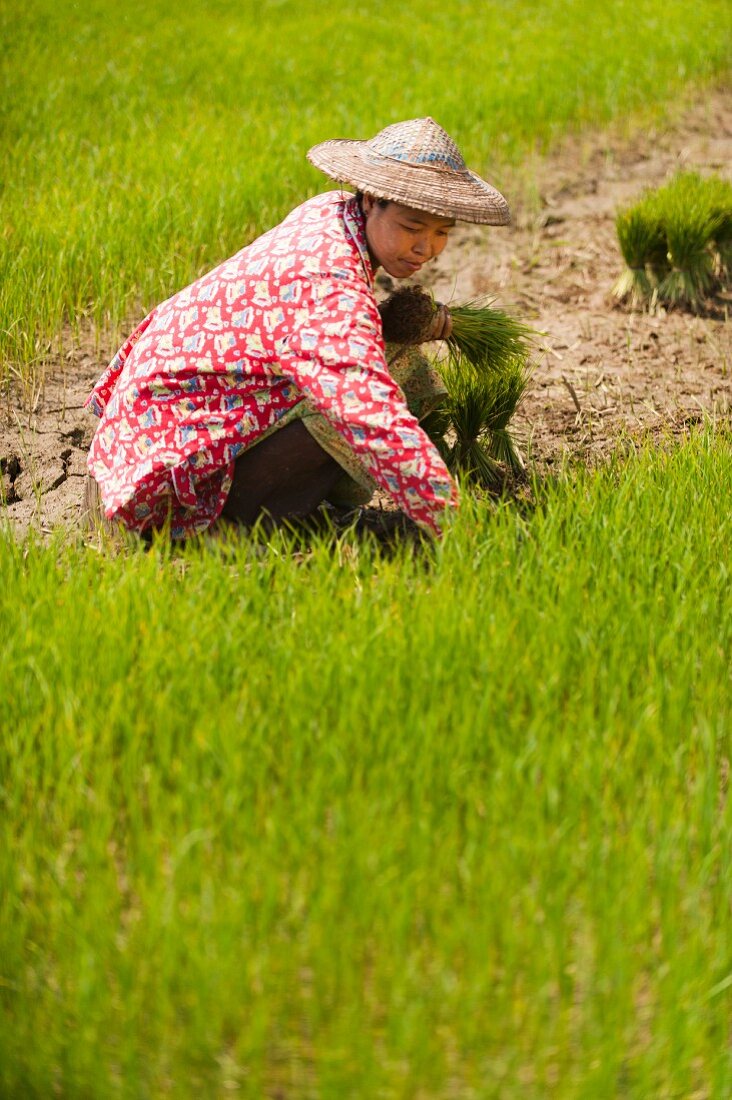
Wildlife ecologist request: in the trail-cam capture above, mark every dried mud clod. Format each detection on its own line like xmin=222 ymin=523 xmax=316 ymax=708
xmin=1 ymin=454 xmax=22 ymax=504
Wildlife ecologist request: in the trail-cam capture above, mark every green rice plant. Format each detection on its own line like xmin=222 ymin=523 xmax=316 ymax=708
xmin=613 ymin=201 xmax=668 ymax=306
xmin=2 ymin=0 xmax=732 ymax=381
xmin=378 ymin=291 xmax=534 ymax=486
xmin=658 ymin=203 xmax=720 ymax=309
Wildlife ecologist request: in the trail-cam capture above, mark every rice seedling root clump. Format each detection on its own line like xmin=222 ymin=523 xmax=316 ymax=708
xmin=378 ymin=286 xmax=437 ymax=344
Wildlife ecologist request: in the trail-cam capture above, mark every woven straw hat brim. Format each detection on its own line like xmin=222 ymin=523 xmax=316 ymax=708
xmin=307 ymin=139 xmax=510 ymax=226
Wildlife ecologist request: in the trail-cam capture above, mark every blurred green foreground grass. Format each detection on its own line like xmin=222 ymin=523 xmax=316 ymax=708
xmin=1 ymin=430 xmax=731 ymax=1097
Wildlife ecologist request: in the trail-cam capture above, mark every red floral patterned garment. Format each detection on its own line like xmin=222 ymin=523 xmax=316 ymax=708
xmin=86 ymin=192 xmax=458 ymax=537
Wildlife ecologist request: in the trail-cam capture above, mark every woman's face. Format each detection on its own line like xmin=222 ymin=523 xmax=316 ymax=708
xmin=361 ymin=196 xmax=455 ymax=279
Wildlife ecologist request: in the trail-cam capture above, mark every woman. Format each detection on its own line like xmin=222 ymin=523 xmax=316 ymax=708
xmin=85 ymin=117 xmax=509 ymax=538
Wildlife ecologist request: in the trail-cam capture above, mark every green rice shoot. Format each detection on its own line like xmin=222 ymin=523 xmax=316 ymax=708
xmin=659 ymin=204 xmax=718 ymax=307
xmin=3 ymin=428 xmax=732 ymax=1098
xmin=3 ymin=0 xmax=731 ymax=382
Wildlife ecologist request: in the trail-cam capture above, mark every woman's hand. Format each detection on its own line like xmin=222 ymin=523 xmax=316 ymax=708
xmin=426 ymin=303 xmax=453 ymax=341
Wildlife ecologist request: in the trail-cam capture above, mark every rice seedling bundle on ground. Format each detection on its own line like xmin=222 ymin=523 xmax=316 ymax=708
xmin=658 ymin=172 xmax=723 ymax=308
xmin=698 ymin=172 xmax=732 ymax=281
xmin=380 ymin=288 xmax=534 ymax=488
xmin=614 ymin=171 xmax=732 ymax=310
xmin=613 ymin=200 xmax=668 ymax=306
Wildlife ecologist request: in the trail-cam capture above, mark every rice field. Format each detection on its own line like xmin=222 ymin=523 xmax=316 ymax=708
xmin=2 ymin=0 xmax=731 ymax=378
xmin=2 ymin=0 xmax=732 ymax=1095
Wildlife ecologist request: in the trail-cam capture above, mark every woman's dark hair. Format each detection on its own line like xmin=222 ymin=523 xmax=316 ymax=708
xmin=354 ymin=191 xmax=390 ymax=210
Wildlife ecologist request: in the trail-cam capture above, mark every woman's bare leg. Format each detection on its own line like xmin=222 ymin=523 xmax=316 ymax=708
xmin=221 ymin=420 xmax=342 ymax=527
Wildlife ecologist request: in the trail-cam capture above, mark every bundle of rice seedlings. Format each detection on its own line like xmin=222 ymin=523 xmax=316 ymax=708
xmin=434 ymin=299 xmax=534 ymax=487
xmin=613 ymin=201 xmax=667 ymax=306
xmin=447 ymin=300 xmax=534 ymax=369
xmin=438 ymin=351 xmax=531 ymax=488
xmin=658 ymin=196 xmax=721 ymax=309
xmin=613 ymin=172 xmax=732 ymax=310
xmin=704 ymin=175 xmax=732 ymax=280
xmin=378 ymin=290 xmax=535 ymax=365
xmin=648 ymin=171 xmax=728 ymax=308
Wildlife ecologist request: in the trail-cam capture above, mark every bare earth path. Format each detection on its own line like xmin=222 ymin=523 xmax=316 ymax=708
xmin=2 ymin=89 xmax=730 ymax=538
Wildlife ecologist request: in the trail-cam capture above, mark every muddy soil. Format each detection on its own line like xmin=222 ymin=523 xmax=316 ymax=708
xmin=2 ymin=89 xmax=730 ymax=539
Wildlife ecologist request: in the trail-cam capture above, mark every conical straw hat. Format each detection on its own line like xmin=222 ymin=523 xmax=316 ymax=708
xmin=307 ymin=117 xmax=510 ymax=226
